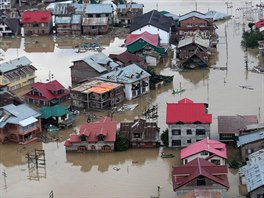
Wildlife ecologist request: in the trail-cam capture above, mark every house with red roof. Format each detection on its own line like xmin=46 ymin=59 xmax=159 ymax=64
xmin=180 ymin=138 xmax=227 ymax=165
xmin=21 ymin=11 xmax=52 ymax=36
xmin=255 ymin=19 xmax=264 ymax=29
xmin=172 ymin=158 xmax=229 ymax=196
xmin=64 ymin=117 xmax=117 ymax=152
xmin=166 ymin=98 xmax=212 ymax=147
xmin=24 ymin=80 xmax=70 ymax=106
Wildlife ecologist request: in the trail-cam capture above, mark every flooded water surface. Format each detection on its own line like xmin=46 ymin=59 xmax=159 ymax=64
xmin=1 ymin=0 xmax=264 ymax=197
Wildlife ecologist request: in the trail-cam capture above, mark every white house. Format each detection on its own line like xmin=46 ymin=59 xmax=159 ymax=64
xmin=130 ymin=9 xmax=173 ymax=45
xmin=180 ymin=138 xmax=227 ymax=165
xmin=97 ymin=64 xmax=151 ymax=100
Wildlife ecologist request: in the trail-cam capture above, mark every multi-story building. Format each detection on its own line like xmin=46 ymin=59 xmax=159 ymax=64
xmin=0 ymin=56 xmax=37 ymax=91
xmin=70 ymin=80 xmax=124 ymax=111
xmin=166 ymin=98 xmax=212 ymax=148
xmin=116 ymin=3 xmax=144 ymax=24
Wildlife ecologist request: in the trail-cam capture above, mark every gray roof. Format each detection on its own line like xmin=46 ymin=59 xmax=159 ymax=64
xmin=0 ymin=104 xmax=41 ymax=128
xmin=0 ymin=56 xmax=32 ymax=73
xmin=85 ymin=4 xmax=113 ymax=14
xmin=178 ymin=35 xmax=210 ymax=49
xmin=97 ymin=64 xmax=151 ymax=84
xmin=239 ymin=149 xmax=264 ymax=193
xmin=179 ymin=11 xmax=209 ymax=22
xmin=130 ymin=9 xmax=173 ymax=33
xmin=75 ymin=53 xmax=119 ymax=73
xmin=71 ymin=14 xmax=82 ymax=24
xmin=82 ymin=17 xmax=108 ymax=26
xmin=237 ymin=129 xmax=264 ymax=147
xmin=205 ymin=10 xmax=232 ymax=21
xmin=117 ymin=3 xmax=144 ymax=9
xmin=55 ymin=16 xmax=71 ymax=24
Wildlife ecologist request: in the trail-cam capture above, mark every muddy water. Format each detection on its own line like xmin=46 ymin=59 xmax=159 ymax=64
xmin=1 ymin=0 xmax=264 ymax=197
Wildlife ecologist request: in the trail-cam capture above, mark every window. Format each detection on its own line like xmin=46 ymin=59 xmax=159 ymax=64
xmin=21 ymin=123 xmax=36 ymax=133
xmin=98 ymin=134 xmax=105 ymax=141
xmin=187 ymin=139 xmax=191 ymax=144
xmin=186 ymin=129 xmax=192 ymax=135
xmin=211 ymin=159 xmax=220 ymax=165
xmin=196 ymin=129 xmax=206 ymax=136
xmin=172 ymin=140 xmax=181 ymax=146
xmin=257 ymin=194 xmax=264 ymax=198
xmin=197 ymin=177 xmax=206 ymax=186
xmin=134 ymin=133 xmax=141 ymax=138
xmin=172 ymin=129 xmax=181 ymax=135
xmin=80 ymin=135 xmax=86 ymax=141
xmin=201 ymin=151 xmax=208 ymax=156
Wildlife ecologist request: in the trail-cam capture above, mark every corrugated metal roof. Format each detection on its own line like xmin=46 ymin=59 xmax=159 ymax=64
xmin=71 ymin=14 xmax=82 ymax=24
xmin=85 ymin=4 xmax=113 ymax=14
xmin=205 ymin=10 xmax=231 ymax=21
xmin=55 ymin=16 xmax=71 ymax=24
xmin=19 ymin=116 xmax=38 ymax=127
xmin=237 ymin=129 xmax=264 ymax=147
xmin=0 ymin=104 xmax=40 ymax=128
xmin=97 ymin=64 xmax=151 ymax=84
xmin=239 ymin=149 xmax=264 ymax=193
xmin=0 ymin=56 xmax=32 ymax=73
xmin=82 ymin=17 xmax=108 ymax=26
xmin=117 ymin=3 xmax=144 ymax=9
xmin=73 ymin=3 xmax=85 ymax=14
xmin=178 ymin=35 xmax=210 ymax=49
xmin=179 ymin=11 xmax=208 ymax=21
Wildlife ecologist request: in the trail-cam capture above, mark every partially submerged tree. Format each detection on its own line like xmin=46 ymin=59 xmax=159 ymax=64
xmin=114 ymin=134 xmax=130 ymax=151
xmin=160 ymin=128 xmax=169 ymax=147
xmin=242 ymin=29 xmax=264 ymax=48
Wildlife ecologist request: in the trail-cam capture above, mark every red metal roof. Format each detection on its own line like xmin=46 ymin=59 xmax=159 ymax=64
xmin=66 ymin=117 xmax=117 ymax=145
xmin=180 ymin=138 xmax=227 ymax=159
xmin=22 ymin=11 xmax=52 ymax=23
xmin=172 ymin=158 xmax=229 ymax=191
xmin=24 ymin=80 xmax=69 ymax=101
xmin=255 ymin=19 xmax=264 ymax=29
xmin=125 ymin=31 xmax=160 ymax=47
xmin=166 ymin=98 xmax=212 ymax=124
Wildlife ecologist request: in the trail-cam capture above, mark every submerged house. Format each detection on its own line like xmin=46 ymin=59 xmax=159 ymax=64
xmin=84 ymin=4 xmax=114 ymax=24
xmin=82 ymin=17 xmax=109 ymax=35
xmin=239 ymin=149 xmax=264 ymax=197
xmin=125 ymin=31 xmax=167 ymax=66
xmin=22 ymin=11 xmax=53 ymax=35
xmin=0 ymin=14 xmax=20 ymax=36
xmin=166 ymin=98 xmax=212 ymax=148
xmin=97 ymin=64 xmax=151 ymax=100
xmin=38 ymin=105 xmax=75 ymax=130
xmin=237 ymin=128 xmax=264 ymax=163
xmin=70 ymin=52 xmax=119 ymax=85
xmin=177 ymin=33 xmax=211 ymax=68
xmin=0 ymin=103 xmax=41 ymax=144
xmin=24 ymin=80 xmax=70 ymax=106
xmin=70 ymin=80 xmax=125 ymax=111
xmin=109 ymin=51 xmax=146 ymax=68
xmin=218 ymin=115 xmax=258 ymax=142
xmin=119 ymin=119 xmax=160 ymax=148
xmin=180 ymin=138 xmax=227 ymax=165
xmin=130 ymin=9 xmax=173 ymax=45
xmin=0 ymin=56 xmax=37 ymax=91
xmin=116 ymin=3 xmax=144 ymax=24
xmin=64 ymin=117 xmax=117 ymax=152
xmin=172 ymin=158 xmax=229 ymax=196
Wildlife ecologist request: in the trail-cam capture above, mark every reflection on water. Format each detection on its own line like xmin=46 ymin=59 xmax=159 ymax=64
xmin=1 ymin=0 xmax=264 ymax=197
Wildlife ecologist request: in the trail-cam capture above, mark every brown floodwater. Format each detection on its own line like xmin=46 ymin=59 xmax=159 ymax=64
xmin=1 ymin=0 xmax=264 ymax=197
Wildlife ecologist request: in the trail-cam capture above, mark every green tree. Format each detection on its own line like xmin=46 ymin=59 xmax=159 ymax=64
xmin=160 ymin=128 xmax=169 ymax=147
xmin=242 ymin=29 xmax=264 ymax=48
xmin=114 ymin=135 xmax=130 ymax=151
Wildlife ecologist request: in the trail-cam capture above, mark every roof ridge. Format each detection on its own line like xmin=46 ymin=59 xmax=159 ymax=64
xmin=148 ymin=10 xmax=155 ymax=24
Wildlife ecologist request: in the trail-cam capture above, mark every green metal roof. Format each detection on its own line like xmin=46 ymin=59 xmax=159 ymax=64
xmin=38 ymin=105 xmax=69 ymax=119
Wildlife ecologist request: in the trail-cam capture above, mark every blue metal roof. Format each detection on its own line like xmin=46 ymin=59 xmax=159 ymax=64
xmin=97 ymin=64 xmax=151 ymax=84
xmin=85 ymin=4 xmax=113 ymax=14
xmin=237 ymin=129 xmax=264 ymax=147
xmin=0 ymin=104 xmax=41 ymax=128
xmin=0 ymin=56 xmax=32 ymax=73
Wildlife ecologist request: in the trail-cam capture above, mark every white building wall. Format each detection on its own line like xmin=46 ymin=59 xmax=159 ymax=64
xmin=168 ymin=123 xmax=210 ymax=148
xmin=124 ymin=83 xmax=133 ymax=100
xmin=131 ymin=25 xmax=170 ymax=45
xmin=183 ymin=153 xmax=225 ymax=165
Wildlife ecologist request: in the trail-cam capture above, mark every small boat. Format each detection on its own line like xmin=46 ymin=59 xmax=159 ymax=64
xmin=161 ymin=153 xmax=175 ymax=158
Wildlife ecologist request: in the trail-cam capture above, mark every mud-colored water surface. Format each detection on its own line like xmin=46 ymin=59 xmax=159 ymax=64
xmin=1 ymin=0 xmax=264 ymax=197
